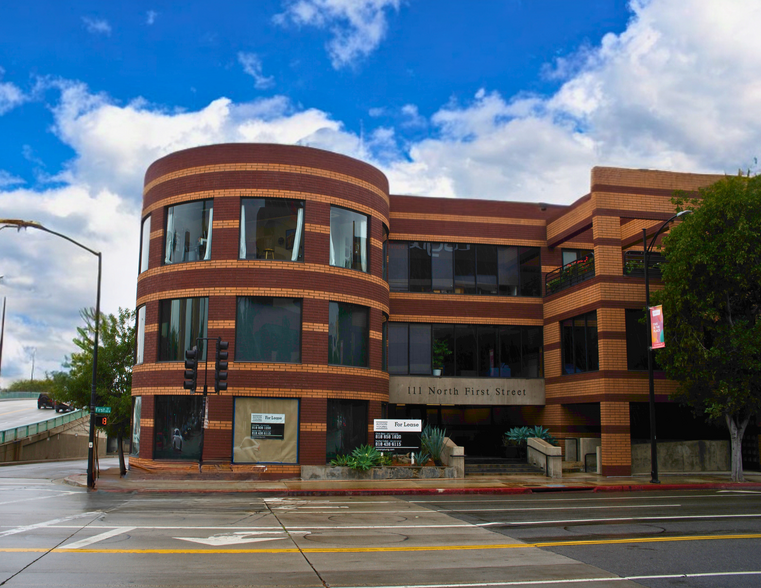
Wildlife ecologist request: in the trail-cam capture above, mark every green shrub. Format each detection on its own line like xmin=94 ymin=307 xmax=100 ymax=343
xmin=504 ymin=425 xmax=557 ymax=446
xmin=411 ymin=450 xmax=430 ymax=466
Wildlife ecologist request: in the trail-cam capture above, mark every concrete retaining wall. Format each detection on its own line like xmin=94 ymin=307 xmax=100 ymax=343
xmin=301 ymin=465 xmax=456 ymax=480
xmin=0 ymin=418 xmax=107 ymax=464
xmin=631 ymin=440 xmax=730 ymax=474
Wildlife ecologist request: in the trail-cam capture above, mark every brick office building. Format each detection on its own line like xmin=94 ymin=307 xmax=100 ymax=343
xmin=130 ymin=143 xmax=725 ymax=477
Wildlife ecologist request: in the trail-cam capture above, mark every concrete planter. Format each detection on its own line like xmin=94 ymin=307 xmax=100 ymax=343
xmin=301 ymin=465 xmax=456 ymax=481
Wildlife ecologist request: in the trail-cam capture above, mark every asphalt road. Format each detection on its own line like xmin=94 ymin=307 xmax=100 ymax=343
xmin=0 ymin=399 xmax=54 ymax=430
xmin=1 ymin=461 xmax=760 ymax=587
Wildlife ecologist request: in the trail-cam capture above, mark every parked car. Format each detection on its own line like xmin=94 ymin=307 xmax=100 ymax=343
xmin=37 ymin=394 xmax=55 ymax=409
xmin=55 ymin=401 xmax=74 ymax=413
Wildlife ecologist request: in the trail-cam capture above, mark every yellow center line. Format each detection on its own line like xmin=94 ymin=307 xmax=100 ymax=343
xmin=1 ymin=534 xmax=760 ymax=555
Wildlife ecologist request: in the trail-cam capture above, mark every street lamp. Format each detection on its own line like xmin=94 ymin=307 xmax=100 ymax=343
xmin=642 ymin=209 xmax=692 ymax=484
xmin=0 ymin=219 xmax=102 ymax=489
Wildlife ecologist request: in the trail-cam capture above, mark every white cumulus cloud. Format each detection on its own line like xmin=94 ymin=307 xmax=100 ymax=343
xmin=82 ymin=16 xmax=112 ymax=35
xmin=237 ymin=52 xmax=275 ymax=90
xmin=275 ymin=0 xmax=401 ymax=69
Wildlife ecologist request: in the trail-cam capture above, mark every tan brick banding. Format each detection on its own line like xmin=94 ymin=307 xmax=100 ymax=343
xmin=137 ymin=287 xmax=390 ymax=315
xmin=547 ymin=198 xmax=594 ymax=242
xmin=390 ymin=293 xmax=542 ymax=305
xmin=300 ymin=422 xmax=327 ymax=432
xmin=390 ymin=233 xmax=545 ymax=247
xmin=390 ymin=315 xmax=544 ymax=326
xmin=149 ymin=229 xmax=163 ymax=240
xmin=140 ymin=418 xmax=154 ymax=428
xmin=144 ymin=323 xmax=158 ymax=333
xmin=389 ymin=212 xmax=546 ymax=227
xmin=133 ymin=362 xmax=390 ymax=379
xmin=208 ymin=320 xmax=236 ymax=329
xmin=137 ymin=261 xmax=390 ymax=291
xmin=206 ymin=420 xmax=230 ymax=430
xmin=144 ymin=162 xmax=390 ymax=207
xmin=306 ymin=223 xmax=330 ymax=234
xmin=144 ymin=188 xmax=389 ymax=226
xmin=212 ymin=219 xmax=239 ymax=229
xmin=591 ymin=167 xmax=722 ymax=192
xmin=303 ymin=322 xmax=329 ymax=333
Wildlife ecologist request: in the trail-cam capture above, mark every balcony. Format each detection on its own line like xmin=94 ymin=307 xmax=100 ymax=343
xmin=623 ymin=250 xmax=666 ymax=278
xmin=544 ymin=254 xmax=595 ymax=296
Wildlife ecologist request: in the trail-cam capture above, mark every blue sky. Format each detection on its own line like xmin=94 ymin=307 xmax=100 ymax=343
xmin=1 ymin=0 xmax=759 ymax=383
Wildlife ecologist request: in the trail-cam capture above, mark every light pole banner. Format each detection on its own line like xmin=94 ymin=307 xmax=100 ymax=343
xmin=650 ymin=305 xmax=665 ymax=349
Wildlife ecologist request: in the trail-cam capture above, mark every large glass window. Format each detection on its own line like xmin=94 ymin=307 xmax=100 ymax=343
xmin=153 ymin=396 xmax=204 ymax=461
xmin=431 ymin=243 xmax=454 ymax=293
xmin=388 ymin=242 xmax=408 ymax=292
xmin=130 ymin=396 xmax=141 ymax=457
xmin=409 ymin=242 xmax=432 ymax=292
xmin=476 ymin=245 xmax=499 ymax=295
xmin=519 ymin=247 xmax=542 ymax=296
xmin=164 ymin=200 xmax=213 ymax=264
xmin=330 ymin=206 xmax=368 ymax=272
xmin=562 ymin=248 xmax=594 ymax=267
xmin=409 ymin=324 xmax=432 ymax=374
xmin=326 ymin=399 xmax=368 ymax=461
xmin=626 ymin=308 xmax=658 ymax=371
xmin=562 ymin=311 xmax=599 ymax=374
xmin=136 ymin=305 xmax=146 ymax=364
xmin=328 ymin=302 xmax=369 ymax=367
xmin=239 ymin=198 xmax=304 ymax=261
xmin=454 ymin=244 xmax=476 ymax=294
xmin=388 ymin=323 xmax=543 ymax=378
xmin=139 ymin=215 xmax=151 ymax=273
xmin=233 ymin=397 xmax=299 ymax=463
xmin=388 ymin=240 xmax=541 ymax=297
xmin=236 ymin=297 xmax=301 ymax=363
xmin=388 ymin=322 xmax=409 ymax=375
xmin=158 ymin=298 xmax=208 ymax=361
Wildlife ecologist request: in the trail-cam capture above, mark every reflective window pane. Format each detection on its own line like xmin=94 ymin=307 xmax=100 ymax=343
xmin=409 ymin=242 xmax=432 ymax=292
xmin=239 ymin=198 xmax=304 ymax=261
xmin=139 ymin=215 xmax=151 ymax=273
xmin=455 ymin=325 xmax=477 ymax=376
xmin=330 ymin=207 xmax=368 ymax=272
xmin=153 ymin=396 xmax=204 ymax=461
xmin=432 ymin=325 xmax=454 ymax=376
xmin=522 ymin=326 xmax=543 ymax=378
xmin=476 ymin=245 xmax=498 ymax=295
xmin=136 ymin=305 xmax=146 ymax=364
xmin=158 ymin=298 xmax=208 ymax=361
xmin=328 ymin=302 xmax=369 ymax=367
xmin=478 ymin=326 xmax=498 ymax=376
xmin=165 ymin=200 xmax=213 ymax=264
xmin=498 ymin=246 xmax=520 ymax=296
xmin=409 ymin=323 xmax=431 ymax=375
xmin=519 ymin=247 xmax=541 ymax=296
xmin=235 ymin=297 xmax=302 ymax=362
xmin=499 ymin=326 xmax=522 ymax=377
xmin=387 ymin=323 xmax=408 ymax=375
xmin=431 ymin=243 xmax=454 ymax=293
xmin=326 ymin=399 xmax=368 ymax=461
xmin=388 ymin=242 xmax=409 ymax=292
xmin=454 ymin=244 xmax=476 ymax=294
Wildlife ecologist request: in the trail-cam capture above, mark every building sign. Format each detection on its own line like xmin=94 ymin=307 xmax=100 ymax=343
xmin=373 ymin=419 xmax=422 ymax=453
xmin=250 ymin=413 xmax=285 ymax=440
xmin=388 ymin=377 xmax=545 ymax=406
xmin=650 ymin=305 xmax=665 ymax=349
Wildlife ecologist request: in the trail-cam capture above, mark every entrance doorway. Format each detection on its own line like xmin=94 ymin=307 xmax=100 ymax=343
xmin=388 ymin=404 xmax=544 ymax=458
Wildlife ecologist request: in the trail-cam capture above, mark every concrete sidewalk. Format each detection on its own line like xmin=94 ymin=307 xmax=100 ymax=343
xmin=66 ymin=466 xmax=761 ymax=495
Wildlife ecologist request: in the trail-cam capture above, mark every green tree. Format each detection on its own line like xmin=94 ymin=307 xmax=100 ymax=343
xmin=652 ymin=174 xmax=761 ymax=482
xmin=7 ymin=378 xmax=54 ymax=393
xmin=51 ymin=307 xmax=136 ymax=476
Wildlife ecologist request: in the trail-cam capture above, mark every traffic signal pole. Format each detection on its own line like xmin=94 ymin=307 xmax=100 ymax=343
xmin=183 ymin=337 xmax=228 ymax=471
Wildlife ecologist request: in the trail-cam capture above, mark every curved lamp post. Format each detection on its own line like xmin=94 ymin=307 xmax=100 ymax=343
xmin=642 ymin=209 xmax=692 ymax=484
xmin=0 ymin=219 xmax=102 ymax=489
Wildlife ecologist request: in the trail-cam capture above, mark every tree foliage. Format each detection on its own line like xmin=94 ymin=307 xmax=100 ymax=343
xmin=7 ymin=378 xmax=54 ymax=393
xmin=50 ymin=307 xmax=136 ymax=475
xmin=651 ymin=174 xmax=761 ymax=481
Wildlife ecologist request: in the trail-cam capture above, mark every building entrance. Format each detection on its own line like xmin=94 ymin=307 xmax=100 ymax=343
xmin=388 ymin=404 xmax=543 ymax=458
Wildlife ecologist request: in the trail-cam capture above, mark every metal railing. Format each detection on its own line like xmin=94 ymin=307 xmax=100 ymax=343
xmin=0 ymin=391 xmax=40 ymax=400
xmin=623 ymin=250 xmax=666 ymax=277
xmin=545 ymin=254 xmax=595 ymax=296
xmin=0 ymin=410 xmax=88 ymax=444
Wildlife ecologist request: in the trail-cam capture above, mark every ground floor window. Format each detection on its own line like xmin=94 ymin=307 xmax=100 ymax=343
xmin=326 ymin=399 xmax=367 ymax=461
xmin=232 ymin=397 xmax=299 ymax=463
xmin=130 ymin=396 xmax=141 ymax=457
xmin=153 ymin=396 xmax=204 ymax=460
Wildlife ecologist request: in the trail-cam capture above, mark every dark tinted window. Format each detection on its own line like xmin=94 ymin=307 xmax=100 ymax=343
xmin=235 ymin=297 xmax=301 ymax=362
xmin=328 ymin=302 xmax=369 ymax=367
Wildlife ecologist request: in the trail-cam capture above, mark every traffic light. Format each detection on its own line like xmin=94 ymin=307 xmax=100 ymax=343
xmin=183 ymin=347 xmax=198 ymax=393
xmin=214 ymin=338 xmax=228 ymax=393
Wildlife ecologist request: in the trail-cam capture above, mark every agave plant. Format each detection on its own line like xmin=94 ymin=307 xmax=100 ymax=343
xmin=421 ymin=424 xmax=447 ymax=466
xmin=350 ymin=444 xmax=384 ymax=471
xmin=411 ymin=450 xmax=430 ymax=466
xmin=504 ymin=425 xmax=556 ymax=446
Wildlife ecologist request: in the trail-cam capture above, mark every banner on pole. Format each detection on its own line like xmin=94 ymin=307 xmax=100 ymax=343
xmin=650 ymin=305 xmax=665 ymax=349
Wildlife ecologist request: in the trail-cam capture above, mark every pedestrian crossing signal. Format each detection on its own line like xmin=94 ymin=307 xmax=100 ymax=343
xmin=98 ymin=416 xmax=108 ymax=426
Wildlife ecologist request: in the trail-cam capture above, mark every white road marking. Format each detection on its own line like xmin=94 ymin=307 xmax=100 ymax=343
xmin=60 ymin=527 xmax=136 ymax=550
xmin=274 ymin=504 xmax=682 ymax=515
xmin=0 ymin=491 xmax=78 ymax=506
xmin=337 ymin=570 xmax=761 ymax=587
xmin=0 ymin=512 xmax=102 ymax=538
xmin=175 ymin=530 xmax=309 ymax=546
xmin=718 ymin=490 xmax=761 ymax=494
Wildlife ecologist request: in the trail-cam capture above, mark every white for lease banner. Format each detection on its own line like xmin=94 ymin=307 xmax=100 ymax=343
xmin=373 ymin=419 xmax=422 ymax=432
